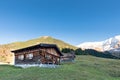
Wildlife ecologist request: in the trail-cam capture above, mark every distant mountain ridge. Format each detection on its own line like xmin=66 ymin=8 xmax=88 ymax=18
xmin=77 ymin=42 xmax=103 ymax=51
xmin=77 ymin=35 xmax=120 ymax=51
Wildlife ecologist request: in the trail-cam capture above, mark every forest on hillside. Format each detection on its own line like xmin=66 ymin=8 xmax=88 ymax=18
xmin=62 ymin=48 xmax=120 ymax=59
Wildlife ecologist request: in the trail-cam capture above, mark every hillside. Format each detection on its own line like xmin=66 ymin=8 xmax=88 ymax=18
xmin=0 ymin=36 xmax=76 ymax=64
xmin=0 ymin=55 xmax=120 ymax=80
xmin=4 ymin=36 xmax=76 ymax=50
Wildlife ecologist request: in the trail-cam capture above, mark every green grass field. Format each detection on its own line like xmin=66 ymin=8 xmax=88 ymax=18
xmin=0 ymin=55 xmax=120 ymax=80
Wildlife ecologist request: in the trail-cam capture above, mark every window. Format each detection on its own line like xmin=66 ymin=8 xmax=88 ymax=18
xmin=18 ymin=55 xmax=24 ymax=60
xmin=26 ymin=53 xmax=33 ymax=59
xmin=45 ymin=55 xmax=51 ymax=59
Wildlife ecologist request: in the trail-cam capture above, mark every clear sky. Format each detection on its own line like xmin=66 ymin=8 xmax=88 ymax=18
xmin=0 ymin=0 xmax=120 ymax=45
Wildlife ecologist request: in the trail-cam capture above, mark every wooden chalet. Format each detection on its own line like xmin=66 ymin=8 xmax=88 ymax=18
xmin=11 ymin=43 xmax=63 ymax=65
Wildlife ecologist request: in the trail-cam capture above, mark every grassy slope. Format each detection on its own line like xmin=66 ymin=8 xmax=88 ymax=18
xmin=0 ymin=55 xmax=120 ymax=80
xmin=4 ymin=36 xmax=76 ymax=50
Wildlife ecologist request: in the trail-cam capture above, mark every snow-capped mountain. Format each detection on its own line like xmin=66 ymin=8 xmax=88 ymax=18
xmin=77 ymin=42 xmax=103 ymax=51
xmin=77 ymin=35 xmax=120 ymax=51
xmin=102 ymin=35 xmax=120 ymax=51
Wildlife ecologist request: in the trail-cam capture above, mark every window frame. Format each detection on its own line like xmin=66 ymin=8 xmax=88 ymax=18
xmin=18 ymin=55 xmax=24 ymax=60
xmin=26 ymin=53 xmax=33 ymax=60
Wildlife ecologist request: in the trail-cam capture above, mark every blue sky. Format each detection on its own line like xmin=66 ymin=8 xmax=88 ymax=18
xmin=0 ymin=0 xmax=120 ymax=45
